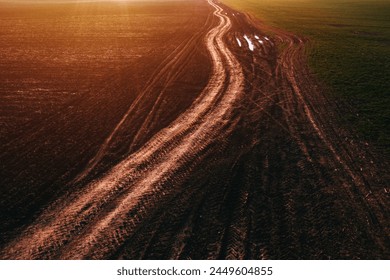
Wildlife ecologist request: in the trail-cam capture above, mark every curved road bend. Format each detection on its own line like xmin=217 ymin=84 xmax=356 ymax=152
xmin=2 ymin=0 xmax=388 ymax=260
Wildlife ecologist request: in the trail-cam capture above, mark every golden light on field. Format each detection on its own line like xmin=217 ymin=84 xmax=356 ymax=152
xmin=1 ymin=0 xmax=388 ymax=261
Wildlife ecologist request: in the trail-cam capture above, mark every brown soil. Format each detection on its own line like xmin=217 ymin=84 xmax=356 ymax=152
xmin=0 ymin=0 xmax=388 ymax=259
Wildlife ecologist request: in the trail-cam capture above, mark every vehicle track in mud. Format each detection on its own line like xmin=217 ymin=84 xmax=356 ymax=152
xmin=0 ymin=0 xmax=214 ymax=247
xmin=1 ymin=0 xmax=389 ymax=259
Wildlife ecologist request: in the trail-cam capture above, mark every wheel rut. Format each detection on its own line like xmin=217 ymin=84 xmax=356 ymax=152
xmin=1 ymin=0 xmax=388 ymax=260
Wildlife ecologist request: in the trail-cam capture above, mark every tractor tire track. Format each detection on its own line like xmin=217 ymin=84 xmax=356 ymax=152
xmin=1 ymin=0 xmax=388 ymax=260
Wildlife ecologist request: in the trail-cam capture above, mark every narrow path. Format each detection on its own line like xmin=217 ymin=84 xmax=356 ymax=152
xmin=2 ymin=0 xmax=388 ymax=260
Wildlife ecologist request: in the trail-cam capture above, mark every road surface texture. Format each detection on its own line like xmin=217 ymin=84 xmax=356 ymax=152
xmin=1 ymin=0 xmax=389 ymax=259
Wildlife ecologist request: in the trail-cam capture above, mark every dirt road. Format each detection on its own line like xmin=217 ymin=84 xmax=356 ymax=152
xmin=1 ymin=0 xmax=389 ymax=259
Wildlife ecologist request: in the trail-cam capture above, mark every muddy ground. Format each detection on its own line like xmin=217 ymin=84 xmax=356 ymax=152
xmin=0 ymin=0 xmax=388 ymax=259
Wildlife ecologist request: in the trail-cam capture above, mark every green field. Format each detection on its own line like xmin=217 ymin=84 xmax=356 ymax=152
xmin=222 ymin=0 xmax=390 ymax=155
